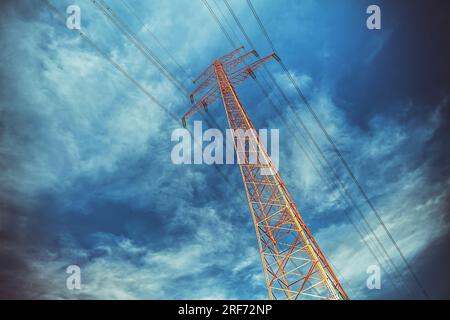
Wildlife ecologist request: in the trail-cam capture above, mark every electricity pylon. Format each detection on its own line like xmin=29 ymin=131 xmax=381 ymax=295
xmin=182 ymin=47 xmax=348 ymax=300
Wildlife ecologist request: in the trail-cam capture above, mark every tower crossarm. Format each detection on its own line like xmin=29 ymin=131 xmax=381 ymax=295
xmin=223 ymin=49 xmax=258 ymax=74
xmin=218 ymin=45 xmax=245 ymax=64
xmin=182 ymin=85 xmax=221 ymax=126
xmin=193 ymin=64 xmax=213 ymax=85
xmin=229 ymin=53 xmax=277 ymax=87
xmin=190 ymin=72 xmax=218 ymax=103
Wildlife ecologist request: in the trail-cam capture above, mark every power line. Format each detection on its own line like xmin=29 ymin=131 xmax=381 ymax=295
xmin=211 ymin=0 xmax=241 ymax=45
xmin=245 ymin=0 xmax=429 ymax=299
xmin=201 ymin=0 xmax=236 ymax=47
xmin=92 ymin=0 xmax=189 ymax=97
xmin=118 ymin=0 xmax=193 ymax=82
xmin=222 ymin=0 xmax=257 ymax=52
xmin=42 ymin=0 xmax=180 ymax=122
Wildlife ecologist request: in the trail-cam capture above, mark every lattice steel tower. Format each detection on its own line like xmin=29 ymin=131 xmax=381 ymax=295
xmin=182 ymin=47 xmax=348 ymax=300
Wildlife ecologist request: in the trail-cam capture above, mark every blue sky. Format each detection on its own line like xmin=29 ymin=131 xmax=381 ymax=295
xmin=0 ymin=0 xmax=449 ymax=299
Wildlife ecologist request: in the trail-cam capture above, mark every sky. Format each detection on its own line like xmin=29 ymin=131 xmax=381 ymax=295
xmin=0 ymin=0 xmax=449 ymax=299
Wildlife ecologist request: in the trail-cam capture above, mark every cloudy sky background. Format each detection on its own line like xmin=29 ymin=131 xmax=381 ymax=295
xmin=0 ymin=0 xmax=449 ymax=299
